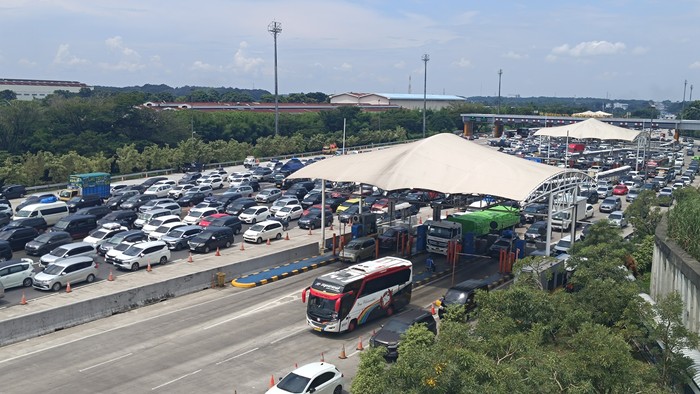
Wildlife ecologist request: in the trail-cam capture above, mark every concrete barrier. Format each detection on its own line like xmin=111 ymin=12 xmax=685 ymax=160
xmin=0 ymin=242 xmax=319 ymax=347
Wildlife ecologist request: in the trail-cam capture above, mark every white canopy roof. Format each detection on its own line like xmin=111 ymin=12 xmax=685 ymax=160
xmin=289 ymin=133 xmax=585 ymax=202
xmin=533 ymin=117 xmax=641 ymax=142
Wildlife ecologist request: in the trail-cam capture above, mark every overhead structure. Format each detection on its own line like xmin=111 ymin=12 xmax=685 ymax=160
xmin=289 ymin=133 xmax=590 ymax=204
xmin=533 ymin=117 xmax=641 ymax=142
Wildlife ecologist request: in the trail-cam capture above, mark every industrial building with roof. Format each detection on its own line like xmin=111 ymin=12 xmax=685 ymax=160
xmin=0 ymin=79 xmax=91 ymax=101
xmin=329 ymin=92 xmax=468 ymax=110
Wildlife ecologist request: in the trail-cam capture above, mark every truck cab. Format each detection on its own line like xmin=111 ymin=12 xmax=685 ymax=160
xmin=58 ymin=189 xmax=79 ymax=202
xmin=425 ymin=220 xmax=462 ymax=255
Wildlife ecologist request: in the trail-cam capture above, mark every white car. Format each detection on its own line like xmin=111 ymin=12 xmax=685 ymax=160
xmin=584 ymin=204 xmax=594 ymax=219
xmin=226 ymin=185 xmax=254 ymax=197
xmin=142 ymin=215 xmax=182 ymax=235
xmin=270 ymin=197 xmax=299 ymax=214
xmin=144 ymin=184 xmax=173 ymax=198
xmin=238 ymin=205 xmax=271 ymax=224
xmin=187 ymin=185 xmax=214 ymax=196
xmin=673 ymin=181 xmax=685 ymax=190
xmin=111 ymin=241 xmax=171 ymax=272
xmin=256 ymin=188 xmax=282 ymax=203
xmin=168 ymin=184 xmax=194 ymax=199
xmin=183 ymin=207 xmax=220 ymax=225
xmin=266 ymin=362 xmax=343 ymax=394
xmin=83 ymin=223 xmax=128 ymax=246
xmin=200 ymin=176 xmax=224 ymax=190
xmin=243 ymin=220 xmax=284 ymax=244
xmin=154 ymin=179 xmax=177 ymax=187
xmin=148 ymin=221 xmax=187 ymax=241
xmin=229 ymin=174 xmax=252 ymax=187
xmin=275 ymin=204 xmax=304 ymax=221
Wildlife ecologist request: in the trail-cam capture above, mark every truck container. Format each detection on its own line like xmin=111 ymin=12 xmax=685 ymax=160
xmin=551 ymin=196 xmax=587 ymax=230
xmin=67 ymin=172 xmax=111 ymax=199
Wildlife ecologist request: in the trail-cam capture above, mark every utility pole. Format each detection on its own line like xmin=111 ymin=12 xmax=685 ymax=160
xmin=497 ymin=69 xmax=503 ymax=115
xmin=268 ymin=21 xmax=282 ymax=136
xmin=691 ymin=84 xmax=694 ymax=102
xmin=422 ymin=53 xmax=429 ymax=139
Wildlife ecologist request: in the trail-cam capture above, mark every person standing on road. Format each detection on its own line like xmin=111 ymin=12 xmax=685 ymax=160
xmin=426 ymin=256 xmax=436 ymax=273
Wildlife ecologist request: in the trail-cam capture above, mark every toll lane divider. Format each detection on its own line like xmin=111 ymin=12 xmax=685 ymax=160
xmin=231 ymin=254 xmax=339 ymax=288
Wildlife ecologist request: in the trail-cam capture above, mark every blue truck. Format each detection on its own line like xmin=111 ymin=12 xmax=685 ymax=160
xmin=66 ymin=172 xmax=111 ymax=199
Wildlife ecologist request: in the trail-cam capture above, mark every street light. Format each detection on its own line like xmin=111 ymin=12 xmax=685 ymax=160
xmin=268 ymin=20 xmax=282 ymax=136
xmin=421 ymin=53 xmax=429 ymax=139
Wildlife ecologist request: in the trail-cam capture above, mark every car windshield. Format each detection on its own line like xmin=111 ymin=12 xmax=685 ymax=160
xmin=50 ymin=247 xmax=69 ymax=257
xmin=276 ymin=372 xmax=311 ymax=393
xmin=154 ymin=225 xmax=173 ymax=234
xmin=150 ymin=219 xmax=167 ymax=227
xmin=34 ymin=233 xmax=57 ymax=242
xmin=14 ymin=210 xmax=31 ymax=218
xmin=443 ymin=289 xmax=468 ymax=304
xmin=280 ymin=207 xmax=293 ymax=213
xmin=603 ymin=198 xmax=616 ymax=204
xmin=190 ymin=233 xmax=211 ymax=243
xmin=524 ymin=205 xmax=542 ymax=214
xmin=122 ymin=245 xmax=144 ymax=257
xmin=242 ymin=208 xmax=257 ymax=215
xmin=189 ymin=210 xmax=206 ymax=218
xmin=382 ymin=319 xmax=412 ymax=333
xmin=609 ymin=214 xmax=623 ymax=220
xmin=68 ymin=197 xmax=81 ymax=203
xmin=43 ymin=264 xmax=64 ymax=275
xmin=90 ymin=230 xmax=109 ymax=239
xmin=113 ymin=243 xmax=131 ymax=252
xmin=249 ymin=224 xmax=264 ymax=232
xmin=345 ymin=241 xmax=362 ymax=250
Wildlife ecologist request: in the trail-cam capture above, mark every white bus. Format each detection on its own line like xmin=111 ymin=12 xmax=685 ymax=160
xmin=595 ymin=165 xmax=631 ymax=185
xmin=302 ymin=257 xmax=413 ymax=333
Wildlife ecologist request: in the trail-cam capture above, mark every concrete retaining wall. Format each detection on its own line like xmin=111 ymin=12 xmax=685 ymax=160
xmin=0 ymin=242 xmax=318 ymax=347
xmin=651 ymin=216 xmax=700 ymax=335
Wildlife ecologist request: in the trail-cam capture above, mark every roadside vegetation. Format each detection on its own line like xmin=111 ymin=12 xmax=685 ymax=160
xmin=352 ymin=222 xmax=699 ymax=393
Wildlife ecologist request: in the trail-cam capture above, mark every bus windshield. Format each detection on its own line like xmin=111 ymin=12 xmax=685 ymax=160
xmin=307 ymin=295 xmax=336 ymax=319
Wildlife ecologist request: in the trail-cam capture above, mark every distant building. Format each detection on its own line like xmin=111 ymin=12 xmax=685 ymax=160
xmin=0 ymin=79 xmax=91 ymax=101
xmin=142 ymin=101 xmax=399 ymax=113
xmin=330 ymin=92 xmax=468 ymax=110
xmin=605 ymin=102 xmax=629 ymax=111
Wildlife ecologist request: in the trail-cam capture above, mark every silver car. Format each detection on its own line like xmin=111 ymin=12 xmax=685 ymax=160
xmin=39 ymin=242 xmax=96 ymax=267
xmin=33 ymin=256 xmax=98 ymax=291
xmin=338 ymin=236 xmax=376 ymax=263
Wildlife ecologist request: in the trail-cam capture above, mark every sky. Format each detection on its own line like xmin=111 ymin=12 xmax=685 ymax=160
xmin=2 ymin=0 xmax=699 ymax=101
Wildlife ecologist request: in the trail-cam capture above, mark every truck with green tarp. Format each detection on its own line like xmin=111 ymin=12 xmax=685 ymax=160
xmin=425 ymin=205 xmax=520 ymax=256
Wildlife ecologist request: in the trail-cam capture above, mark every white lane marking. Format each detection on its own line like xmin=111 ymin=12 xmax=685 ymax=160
xmin=270 ymin=326 xmax=307 ymax=344
xmin=79 ymin=352 xmax=133 ymax=372
xmin=151 ymin=369 xmax=201 ymax=391
xmin=202 ymin=289 xmax=301 ymax=330
xmin=348 ymin=350 xmax=360 ymax=358
xmin=0 ymin=287 xmax=255 ymax=365
xmin=215 ymin=347 xmax=259 ymax=365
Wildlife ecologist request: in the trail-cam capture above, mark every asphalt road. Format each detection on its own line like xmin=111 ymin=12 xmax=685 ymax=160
xmin=0 ymin=255 xmax=497 ymax=393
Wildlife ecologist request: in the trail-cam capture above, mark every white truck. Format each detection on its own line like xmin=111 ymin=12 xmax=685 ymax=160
xmin=425 ymin=220 xmax=462 ymax=255
xmin=551 ymin=196 xmax=587 ymax=231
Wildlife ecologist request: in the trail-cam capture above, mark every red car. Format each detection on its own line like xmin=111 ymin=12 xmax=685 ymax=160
xmin=198 ymin=213 xmax=229 ymax=227
xmin=612 ymin=184 xmax=629 ymax=195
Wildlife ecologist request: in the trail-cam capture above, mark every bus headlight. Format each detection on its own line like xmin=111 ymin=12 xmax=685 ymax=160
xmin=331 ymin=312 xmax=338 ymax=320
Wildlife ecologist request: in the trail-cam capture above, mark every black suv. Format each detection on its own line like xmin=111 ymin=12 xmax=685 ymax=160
xmin=24 ymin=231 xmax=73 ymax=256
xmin=6 ymin=217 xmax=48 ymax=233
xmin=0 ymin=184 xmax=26 ymax=199
xmin=225 ymin=198 xmax=257 ymax=216
xmin=178 ymin=172 xmax=202 ymax=185
xmin=76 ymin=205 xmax=112 ymax=220
xmin=97 ymin=210 xmax=138 ymax=229
xmin=370 ymin=309 xmax=437 ymax=361
xmin=67 ymin=194 xmax=103 ymax=213
xmin=0 ymin=226 xmax=40 ymax=251
xmin=435 ymin=276 xmax=495 ymax=319
xmin=140 ymin=176 xmax=169 ymax=189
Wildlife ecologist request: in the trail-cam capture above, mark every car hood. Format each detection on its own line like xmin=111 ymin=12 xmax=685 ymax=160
xmin=371 ymin=330 xmax=400 ymax=346
xmin=33 ymin=271 xmax=57 ymax=281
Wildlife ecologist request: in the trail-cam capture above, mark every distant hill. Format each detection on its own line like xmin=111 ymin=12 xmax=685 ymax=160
xmin=94 ymin=84 xmax=271 ymax=101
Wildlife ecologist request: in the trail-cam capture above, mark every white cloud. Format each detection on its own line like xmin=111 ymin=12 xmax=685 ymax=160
xmin=53 ymin=44 xmax=88 ymax=65
xmin=334 ymin=63 xmax=352 ymax=72
xmin=18 ymin=58 xmax=37 ymax=67
xmin=502 ymin=51 xmax=527 ymax=60
xmin=99 ymin=60 xmax=145 ymax=72
xmin=551 ymin=40 xmax=626 ymax=57
xmin=453 ymin=57 xmax=471 ymax=68
xmin=690 ymin=61 xmax=700 ymax=69
xmin=105 ymin=36 xmax=139 ymax=57
xmin=191 ymin=60 xmax=221 ymax=72
xmin=394 ymin=60 xmax=406 ymax=69
xmin=232 ymin=41 xmax=263 ymax=73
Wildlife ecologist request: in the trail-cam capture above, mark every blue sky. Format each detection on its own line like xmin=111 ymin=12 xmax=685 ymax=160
xmin=2 ymin=0 xmax=698 ymax=101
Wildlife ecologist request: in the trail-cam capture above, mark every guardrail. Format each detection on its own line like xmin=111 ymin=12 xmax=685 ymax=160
xmin=22 ymin=139 xmax=419 ymax=193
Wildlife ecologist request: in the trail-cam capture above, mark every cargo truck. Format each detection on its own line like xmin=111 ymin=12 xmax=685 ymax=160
xmin=64 ymin=172 xmax=111 ymax=199
xmin=426 ymin=205 xmax=520 ymax=256
xmin=550 ymin=196 xmax=587 ymax=231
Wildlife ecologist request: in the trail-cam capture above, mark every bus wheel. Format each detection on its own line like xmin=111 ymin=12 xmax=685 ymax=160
xmin=346 ymin=319 xmax=357 ymax=333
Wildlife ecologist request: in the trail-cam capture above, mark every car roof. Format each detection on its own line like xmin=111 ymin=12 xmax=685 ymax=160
xmin=388 ymin=308 xmax=432 ymax=323
xmin=52 ymin=255 xmax=93 ymax=266
xmin=0 ymin=258 xmax=33 ymax=269
xmin=290 ymin=362 xmax=338 ymax=379
xmin=254 ymin=220 xmax=282 ymax=226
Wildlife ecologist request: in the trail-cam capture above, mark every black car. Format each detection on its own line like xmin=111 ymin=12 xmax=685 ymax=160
xmin=210 ymin=193 xmax=243 ymax=209
xmin=75 ymin=205 xmax=112 ymax=220
xmin=66 ymin=194 xmax=103 ymax=213
xmin=0 ymin=226 xmax=40 ymax=251
xmin=178 ymin=172 xmax=202 ymax=185
xmin=239 ymin=180 xmax=260 ymax=192
xmin=206 ymin=215 xmax=243 ymax=235
xmin=51 ymin=214 xmax=98 ymax=239
xmin=301 ymin=192 xmax=325 ymax=210
xmin=326 ymin=196 xmax=347 ymax=212
xmin=521 ymin=203 xmax=548 ymax=223
xmin=225 ymin=198 xmax=257 ymax=216
xmin=105 ymin=191 xmax=140 ymax=210
xmin=579 ymin=189 xmax=599 ymax=204
xmin=177 ymin=192 xmax=208 ymax=207
xmin=6 ymin=217 xmax=48 ymax=233
xmin=435 ymin=276 xmax=494 ymax=319
xmin=268 ymin=216 xmax=290 ymax=231
xmin=0 ymin=184 xmax=26 ymax=199
xmin=370 ymin=309 xmax=437 ymax=361
xmin=180 ymin=162 xmax=203 ymax=173
xmin=97 ymin=210 xmax=138 ymax=228
xmin=338 ymin=205 xmax=361 ymax=224
xmin=0 ymin=240 xmax=12 ymax=260
xmin=298 ymin=211 xmax=333 ymax=230
xmin=0 ymin=212 xmax=11 ymax=229
xmin=525 ymin=220 xmax=548 ymax=243
xmin=120 ymin=194 xmax=158 ymax=210
xmin=97 ymin=229 xmax=147 ymax=256
xmin=24 ymin=231 xmax=73 ymax=256
xmin=188 ymin=226 xmax=235 ymax=253
xmin=283 ymin=186 xmax=309 ymax=201
xmin=140 ymin=176 xmax=169 ymax=189
xmin=378 ymin=226 xmax=410 ymax=250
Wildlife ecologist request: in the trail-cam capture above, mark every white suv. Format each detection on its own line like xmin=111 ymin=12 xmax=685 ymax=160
xmin=243 ymin=220 xmax=284 ymax=244
xmin=112 ymin=241 xmax=170 ymax=272
xmin=238 ymin=205 xmax=270 ymax=224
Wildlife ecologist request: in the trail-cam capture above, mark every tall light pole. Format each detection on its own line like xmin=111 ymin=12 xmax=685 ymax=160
xmin=421 ymin=53 xmax=429 ymax=139
xmin=497 ymin=69 xmax=503 ymax=115
xmin=268 ymin=20 xmax=282 ymax=136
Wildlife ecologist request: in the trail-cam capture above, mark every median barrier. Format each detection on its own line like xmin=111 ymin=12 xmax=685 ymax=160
xmin=0 ymin=241 xmax=319 ymax=347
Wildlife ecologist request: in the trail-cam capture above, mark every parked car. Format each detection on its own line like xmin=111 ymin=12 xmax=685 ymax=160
xmin=142 ymin=214 xmax=183 ymax=235
xmin=66 ymin=194 xmax=103 ymax=213
xmin=134 ymin=208 xmax=173 ymax=229
xmin=97 ymin=230 xmax=147 ymax=256
xmin=112 ymin=240 xmax=171 ymax=271
xmin=238 ymin=205 xmax=271 ymax=224
xmin=188 ymin=226 xmax=235 ymax=253
xmin=225 ymin=198 xmax=257 ymax=216
xmin=120 ymin=194 xmax=159 ymax=211
xmin=0 ymin=240 xmax=11 ymax=261
xmin=270 ymin=197 xmax=300 ymax=215
xmin=378 ymin=226 xmax=410 ymax=250
xmin=83 ymin=223 xmax=128 ymax=246
xmin=39 ymin=241 xmax=96 ymax=267
xmin=168 ymin=184 xmax=195 ymax=199
xmin=50 ymin=214 xmax=98 ymax=239
xmin=525 ymin=220 xmax=548 ymax=242
xmin=251 ymin=166 xmax=273 ymax=182
xmin=24 ymin=231 xmax=73 ymax=256
xmin=184 ymin=207 xmax=220 ymax=225
xmin=265 ymin=362 xmax=343 ymax=394
xmin=105 ymin=190 xmax=139 ymax=210
xmin=74 ymin=205 xmax=112 ymax=221
xmin=243 ymin=220 xmax=284 ymax=244
xmin=187 ymin=185 xmax=214 ymax=196
xmin=177 ymin=192 xmax=208 ymax=207
xmin=144 ymin=184 xmax=173 ymax=198
xmin=338 ymin=236 xmax=376 ymax=263
xmin=521 ymin=203 xmax=548 ymax=223
xmin=178 ymin=172 xmax=202 ymax=185
xmin=6 ymin=217 xmax=48 ymax=233
xmin=0 ymin=258 xmax=36 ymax=289
xmin=0 ymin=226 xmax=39 ymax=251
xmin=256 ymin=188 xmax=282 ymax=203
xmin=199 ymin=175 xmax=225 ymax=190
xmin=274 ymin=204 xmax=304 ymax=221
xmin=599 ymin=196 xmax=622 ymax=213
xmin=33 ymin=256 xmax=97 ymax=291
xmin=369 ymin=309 xmax=437 ymax=361
xmin=147 ymin=221 xmax=187 ymax=241
xmin=607 ymin=211 xmax=628 ymax=228
xmin=225 ymin=185 xmax=254 ymax=197
xmin=97 ymin=210 xmax=138 ymax=229
xmin=0 ymin=184 xmax=26 ymax=199
xmin=15 ymin=193 xmax=58 ymax=212
xmin=160 ymin=225 xmax=203 ymax=251
xmin=209 ymin=193 xmax=242 ymax=210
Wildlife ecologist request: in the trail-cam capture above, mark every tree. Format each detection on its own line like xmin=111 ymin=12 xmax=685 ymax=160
xmin=626 ymin=190 xmax=662 ymax=238
xmin=0 ymin=90 xmax=17 ymax=100
xmin=350 ymin=347 xmax=388 ymax=394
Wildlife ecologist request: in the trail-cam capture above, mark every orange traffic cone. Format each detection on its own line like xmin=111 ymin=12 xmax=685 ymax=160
xmin=108 ymin=270 xmax=114 ymax=281
xmin=431 ymin=304 xmax=436 ymax=315
xmin=269 ymin=375 xmax=275 ymax=388
xmin=240 ymin=242 xmax=245 ymax=251
xmin=339 ymin=344 xmax=347 ymax=359
xmin=285 ymin=232 xmax=290 ymax=240
xmin=187 ymin=253 xmax=193 ymax=263
xmin=266 ymin=238 xmax=271 ymax=245
xmin=215 ymin=247 xmax=221 ymax=256
xmin=65 ymin=282 xmax=72 ymax=293
xmin=356 ymin=336 xmax=364 ymax=351
xmin=147 ymin=262 xmax=152 ymax=272
xmin=20 ymin=291 xmax=27 ymax=305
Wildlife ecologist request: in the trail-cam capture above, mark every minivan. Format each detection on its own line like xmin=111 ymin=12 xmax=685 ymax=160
xmin=51 ymin=214 xmax=98 ymax=239
xmin=134 ymin=208 xmax=172 ymax=229
xmin=243 ymin=220 xmax=284 ymax=244
xmin=0 ymin=184 xmax=26 ymax=199
xmin=188 ymin=226 xmax=234 ymax=253
xmin=24 ymin=231 xmax=73 ymax=256
xmin=0 ymin=258 xmax=36 ymax=289
xmin=14 ymin=201 xmax=70 ymax=226
xmin=338 ymin=236 xmax=376 ymax=263
xmin=97 ymin=209 xmax=138 ymax=228
xmin=112 ymin=240 xmax=170 ymax=271
xmin=97 ymin=229 xmax=147 ymax=256
xmin=33 ymin=256 xmax=98 ymax=291
xmin=66 ymin=194 xmax=103 ymax=213
xmin=0 ymin=226 xmax=40 ymax=251
xmin=6 ymin=217 xmax=48 ymax=233
xmin=369 ymin=309 xmax=437 ymax=360
xmin=40 ymin=241 xmax=96 ymax=267
xmin=160 ymin=225 xmax=203 ymax=251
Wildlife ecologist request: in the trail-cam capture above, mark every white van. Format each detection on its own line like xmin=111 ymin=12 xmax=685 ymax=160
xmin=14 ymin=202 xmax=70 ymax=226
